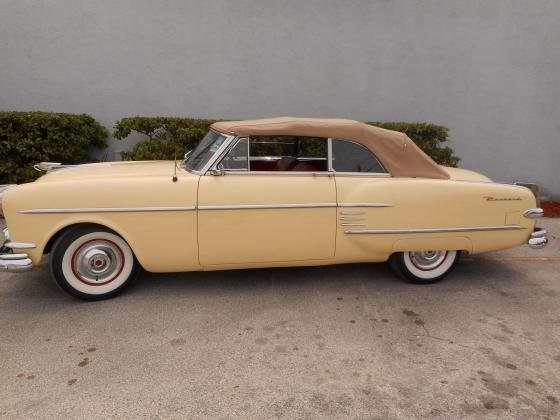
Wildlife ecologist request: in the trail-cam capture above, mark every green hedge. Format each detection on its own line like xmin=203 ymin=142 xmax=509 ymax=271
xmin=0 ymin=111 xmax=108 ymax=184
xmin=0 ymin=113 xmax=458 ymax=185
xmin=368 ymin=122 xmax=459 ymax=167
xmin=113 ymin=117 xmax=216 ymax=161
xmin=114 ymin=117 xmax=459 ymax=167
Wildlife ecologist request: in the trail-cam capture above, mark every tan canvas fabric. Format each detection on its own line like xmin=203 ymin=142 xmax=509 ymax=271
xmin=211 ymin=117 xmax=449 ymax=179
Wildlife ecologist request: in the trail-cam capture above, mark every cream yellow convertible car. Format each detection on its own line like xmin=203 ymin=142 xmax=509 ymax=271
xmin=0 ymin=117 xmax=548 ymax=300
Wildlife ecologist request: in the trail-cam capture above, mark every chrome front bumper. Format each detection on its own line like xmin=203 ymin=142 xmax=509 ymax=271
xmin=528 ymin=227 xmax=548 ymax=249
xmin=0 ymin=228 xmax=34 ymax=272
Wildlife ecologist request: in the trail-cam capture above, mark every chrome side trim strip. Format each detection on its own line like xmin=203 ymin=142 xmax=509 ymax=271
xmin=334 ymin=173 xmax=391 ymax=178
xmin=204 ymin=171 xmax=390 ymax=178
xmin=21 ymin=203 xmax=392 ymax=213
xmin=20 ymin=206 xmax=197 ymax=214
xmin=206 ymin=171 xmax=334 ymax=177
xmin=345 ymin=225 xmax=525 ymax=235
xmin=198 ymin=203 xmax=337 ymax=211
xmin=339 ymin=203 xmax=393 ymax=208
xmin=242 ymin=156 xmax=328 ymax=161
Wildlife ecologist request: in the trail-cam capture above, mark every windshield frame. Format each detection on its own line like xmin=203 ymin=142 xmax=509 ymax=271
xmin=182 ymin=129 xmax=234 ymax=175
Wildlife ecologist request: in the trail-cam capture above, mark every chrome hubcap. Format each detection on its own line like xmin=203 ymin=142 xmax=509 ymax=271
xmin=410 ymin=250 xmax=447 ymax=270
xmin=72 ymin=240 xmax=123 ymax=284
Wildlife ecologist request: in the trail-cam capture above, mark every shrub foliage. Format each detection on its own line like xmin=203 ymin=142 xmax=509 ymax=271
xmin=115 ymin=117 xmax=459 ymax=167
xmin=113 ymin=117 xmax=216 ymax=161
xmin=0 ymin=111 xmax=108 ymax=184
xmin=0 ymin=113 xmax=458 ymax=185
xmin=368 ymin=122 xmax=459 ymax=167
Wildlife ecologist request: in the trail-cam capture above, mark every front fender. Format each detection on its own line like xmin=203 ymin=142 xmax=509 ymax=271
xmin=2 ymin=173 xmax=201 ymax=272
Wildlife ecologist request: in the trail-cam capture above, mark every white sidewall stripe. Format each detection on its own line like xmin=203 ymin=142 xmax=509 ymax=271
xmin=61 ymin=232 xmax=134 ymax=295
xmin=403 ymin=251 xmax=457 ymax=280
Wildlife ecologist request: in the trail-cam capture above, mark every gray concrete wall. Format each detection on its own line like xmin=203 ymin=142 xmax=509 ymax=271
xmin=1 ymin=0 xmax=559 ymax=197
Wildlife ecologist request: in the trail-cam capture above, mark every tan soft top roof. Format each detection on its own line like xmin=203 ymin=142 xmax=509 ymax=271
xmin=211 ymin=117 xmax=449 ymax=179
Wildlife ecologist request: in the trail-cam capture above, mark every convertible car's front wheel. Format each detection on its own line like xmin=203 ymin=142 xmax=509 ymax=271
xmin=51 ymin=226 xmax=140 ymax=300
xmin=390 ymin=250 xmax=460 ymax=284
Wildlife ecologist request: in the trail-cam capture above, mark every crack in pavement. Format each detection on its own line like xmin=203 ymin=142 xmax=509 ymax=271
xmin=415 ymin=323 xmax=477 ymax=350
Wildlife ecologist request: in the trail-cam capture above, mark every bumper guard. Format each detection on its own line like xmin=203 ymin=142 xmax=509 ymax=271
xmin=0 ymin=228 xmax=33 ymax=272
xmin=528 ymin=227 xmax=548 ymax=250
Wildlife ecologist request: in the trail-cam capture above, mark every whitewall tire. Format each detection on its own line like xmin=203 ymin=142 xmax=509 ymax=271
xmin=51 ymin=226 xmax=140 ymax=300
xmin=390 ymin=250 xmax=460 ymax=284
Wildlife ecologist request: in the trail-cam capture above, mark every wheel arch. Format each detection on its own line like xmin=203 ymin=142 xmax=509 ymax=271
xmin=391 ymin=236 xmax=473 ymax=254
xmin=45 ymin=222 xmax=115 ymax=253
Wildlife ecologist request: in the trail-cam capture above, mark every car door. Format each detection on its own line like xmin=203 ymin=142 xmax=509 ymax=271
xmin=197 ymin=136 xmax=336 ymax=266
xmin=330 ymin=139 xmax=397 ymax=261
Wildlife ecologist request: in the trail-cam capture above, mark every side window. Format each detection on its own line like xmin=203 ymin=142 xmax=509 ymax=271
xmin=297 ymin=137 xmax=326 ymax=159
xmin=250 ymin=136 xmax=296 ymax=158
xmin=249 ymin=136 xmax=328 ymax=172
xmin=331 ymin=139 xmax=386 ymax=173
xmin=221 ymin=138 xmax=249 ymax=171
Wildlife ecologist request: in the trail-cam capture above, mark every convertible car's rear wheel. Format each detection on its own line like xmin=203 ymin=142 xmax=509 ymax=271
xmin=390 ymin=250 xmax=460 ymax=284
xmin=51 ymin=226 xmax=139 ymax=300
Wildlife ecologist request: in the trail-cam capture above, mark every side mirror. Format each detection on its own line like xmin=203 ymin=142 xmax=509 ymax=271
xmin=209 ymin=163 xmax=225 ymax=176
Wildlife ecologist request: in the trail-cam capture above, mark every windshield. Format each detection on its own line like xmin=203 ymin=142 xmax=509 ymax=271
xmin=184 ymin=130 xmax=228 ymax=172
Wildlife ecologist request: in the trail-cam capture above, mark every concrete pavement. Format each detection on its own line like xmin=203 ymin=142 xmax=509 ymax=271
xmin=1 ymin=220 xmax=559 ymax=419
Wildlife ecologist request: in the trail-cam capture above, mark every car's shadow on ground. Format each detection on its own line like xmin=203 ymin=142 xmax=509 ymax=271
xmin=127 ymin=257 xmax=522 ymax=299
xmin=1 ymin=257 xmax=524 ymax=305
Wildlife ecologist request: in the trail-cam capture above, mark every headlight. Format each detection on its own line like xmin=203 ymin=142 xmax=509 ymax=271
xmin=0 ymin=184 xmax=16 ymax=218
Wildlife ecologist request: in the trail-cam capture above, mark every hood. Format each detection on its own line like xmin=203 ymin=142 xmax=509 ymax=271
xmin=34 ymin=161 xmax=185 ymax=183
xmin=441 ymin=166 xmax=492 ymax=182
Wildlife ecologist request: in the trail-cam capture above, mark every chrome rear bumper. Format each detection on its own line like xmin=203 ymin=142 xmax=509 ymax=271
xmin=523 ymin=208 xmax=544 ymax=219
xmin=528 ymin=227 xmax=548 ymax=249
xmin=0 ymin=228 xmax=34 ymax=272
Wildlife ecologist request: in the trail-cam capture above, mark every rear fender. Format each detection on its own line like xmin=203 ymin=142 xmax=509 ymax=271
xmin=392 ymin=236 xmax=473 ymax=253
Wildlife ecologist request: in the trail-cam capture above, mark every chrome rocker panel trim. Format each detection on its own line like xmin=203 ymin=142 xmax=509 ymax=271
xmin=528 ymin=227 xmax=548 ymax=249
xmin=345 ymin=225 xmax=525 ymax=235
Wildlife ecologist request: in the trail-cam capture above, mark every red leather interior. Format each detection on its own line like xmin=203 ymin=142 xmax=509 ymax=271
xmin=276 ymin=156 xmax=298 ymax=171
xmin=292 ymin=162 xmax=316 ymax=171
xmin=249 ymin=160 xmax=275 ymax=171
xmin=249 ymin=158 xmax=322 ymax=172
